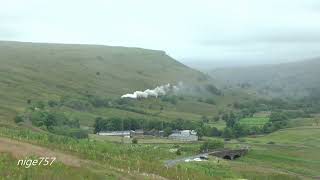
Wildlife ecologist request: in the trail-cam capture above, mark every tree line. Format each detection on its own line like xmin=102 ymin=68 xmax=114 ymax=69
xmin=93 ymin=117 xmax=202 ymax=134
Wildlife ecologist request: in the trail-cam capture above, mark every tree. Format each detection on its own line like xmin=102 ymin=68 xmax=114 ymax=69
xmin=222 ymin=128 xmax=234 ymax=138
xmin=173 ymin=118 xmax=184 ymax=130
xmin=314 ymin=118 xmax=320 ymax=126
xmin=163 ymin=127 xmax=173 ymax=137
xmin=263 ymin=122 xmax=273 ymax=133
xmin=69 ymin=118 xmax=80 ymax=128
xmin=93 ymin=117 xmax=107 ymax=134
xmin=200 ymin=139 xmax=224 ymax=152
xmin=232 ymin=123 xmax=249 ymax=137
xmin=205 ymin=84 xmax=222 ymax=95
xmin=269 ymin=111 xmax=288 ymax=122
xmin=45 ymin=113 xmax=58 ymax=128
xmin=222 ymin=113 xmax=229 ymax=121
xmin=196 ymin=128 xmax=204 ymax=140
xmin=226 ymin=118 xmax=236 ymax=128
xmin=201 ymin=115 xmax=209 ymax=123
xmin=210 ymin=127 xmax=221 ymax=137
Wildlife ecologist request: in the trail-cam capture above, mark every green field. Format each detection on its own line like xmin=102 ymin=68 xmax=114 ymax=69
xmin=181 ymin=126 xmax=320 ymax=179
xmin=239 ymin=127 xmax=320 ymax=178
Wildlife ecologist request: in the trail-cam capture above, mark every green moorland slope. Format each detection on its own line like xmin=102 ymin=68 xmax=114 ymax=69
xmin=208 ymin=58 xmax=320 ymax=98
xmin=0 ymin=41 xmax=231 ymax=122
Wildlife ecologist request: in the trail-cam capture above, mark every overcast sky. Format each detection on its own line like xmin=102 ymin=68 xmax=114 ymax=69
xmin=1 ymin=0 xmax=320 ymax=67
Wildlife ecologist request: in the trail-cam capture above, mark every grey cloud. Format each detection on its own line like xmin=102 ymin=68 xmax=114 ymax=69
xmin=198 ymin=32 xmax=320 ymax=46
xmin=1 ymin=0 xmax=320 ymax=66
xmin=259 ymin=32 xmax=320 ymax=43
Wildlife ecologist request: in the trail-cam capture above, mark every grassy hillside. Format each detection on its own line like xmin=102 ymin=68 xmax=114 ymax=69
xmin=209 ymin=58 xmax=320 ymax=98
xmin=0 ymin=41 xmax=212 ymax=120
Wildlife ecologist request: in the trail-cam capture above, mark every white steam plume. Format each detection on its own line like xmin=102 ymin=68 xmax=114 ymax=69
xmin=121 ymin=83 xmax=182 ymax=99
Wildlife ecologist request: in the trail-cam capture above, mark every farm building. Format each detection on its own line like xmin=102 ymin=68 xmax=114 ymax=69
xmin=131 ymin=129 xmax=144 ymax=137
xmin=97 ymin=130 xmax=133 ymax=137
xmin=168 ymin=130 xmax=198 ymax=141
xmin=144 ymin=129 xmax=164 ymax=137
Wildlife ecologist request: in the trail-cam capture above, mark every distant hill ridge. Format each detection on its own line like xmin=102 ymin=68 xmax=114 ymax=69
xmin=209 ymin=58 xmax=320 ymax=98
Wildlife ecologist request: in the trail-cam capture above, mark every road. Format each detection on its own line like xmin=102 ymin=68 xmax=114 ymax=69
xmin=164 ymin=153 xmax=210 ymax=167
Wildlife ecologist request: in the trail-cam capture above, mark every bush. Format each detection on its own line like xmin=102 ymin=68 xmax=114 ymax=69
xmin=161 ymin=96 xmax=178 ymax=105
xmin=132 ymin=138 xmax=138 ymax=144
xmin=205 ymin=84 xmax=222 ymax=95
xmin=176 ymin=149 xmax=182 ymax=155
xmin=68 ymin=129 xmax=89 ymax=139
xmin=48 ymin=100 xmax=59 ymax=107
xmin=89 ymin=97 xmax=109 ymax=108
xmin=35 ymin=101 xmax=46 ymax=109
xmin=14 ymin=115 xmax=24 ymax=123
xmin=51 ymin=127 xmax=88 ymax=139
xmin=200 ymin=139 xmax=224 ymax=152
xmin=205 ymin=98 xmax=216 ymax=105
xmin=267 ymin=141 xmax=275 ymax=144
xmin=64 ymin=99 xmax=92 ymax=111
xmin=30 ymin=111 xmax=46 ymax=127
xmin=213 ymin=116 xmax=220 ymax=122
xmin=201 ymin=115 xmax=209 ymax=123
xmin=115 ymin=98 xmax=133 ymax=105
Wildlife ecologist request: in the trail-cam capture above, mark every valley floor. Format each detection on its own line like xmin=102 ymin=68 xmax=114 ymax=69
xmin=1 ymin=124 xmax=319 ymax=179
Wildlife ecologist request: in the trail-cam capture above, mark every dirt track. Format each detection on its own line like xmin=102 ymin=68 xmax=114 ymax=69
xmin=0 ymin=137 xmax=83 ymax=167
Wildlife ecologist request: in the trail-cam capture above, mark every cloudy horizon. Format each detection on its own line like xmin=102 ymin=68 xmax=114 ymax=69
xmin=1 ymin=0 xmax=320 ymax=67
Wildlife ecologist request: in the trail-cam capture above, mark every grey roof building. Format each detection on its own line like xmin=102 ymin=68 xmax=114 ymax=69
xmin=97 ymin=130 xmax=132 ymax=137
xmin=168 ymin=130 xmax=198 ymax=141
